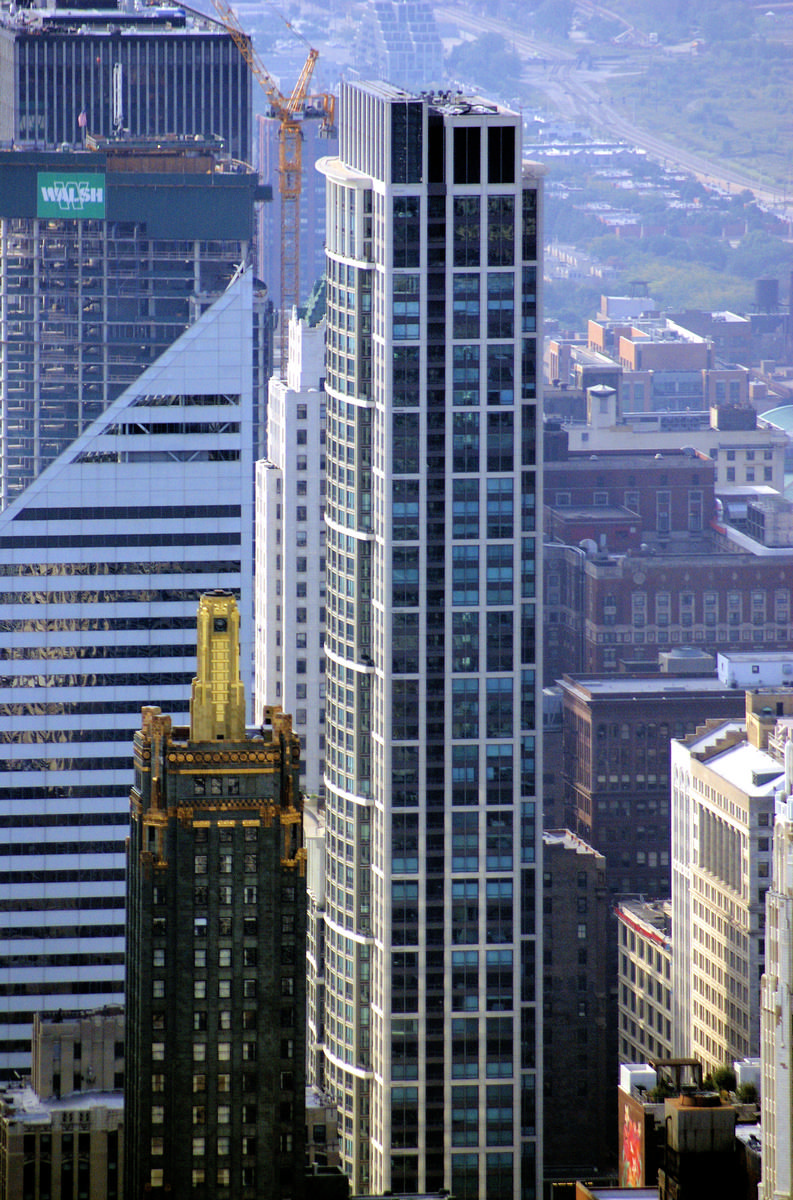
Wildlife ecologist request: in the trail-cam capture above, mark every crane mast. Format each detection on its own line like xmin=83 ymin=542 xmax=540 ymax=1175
xmin=210 ymin=0 xmax=334 ymax=374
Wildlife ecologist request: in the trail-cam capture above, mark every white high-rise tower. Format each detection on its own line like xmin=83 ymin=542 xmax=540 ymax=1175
xmin=761 ymin=738 xmax=793 ymax=1200
xmin=315 ymin=81 xmax=543 ymax=1199
xmin=256 ymin=311 xmax=327 ymax=799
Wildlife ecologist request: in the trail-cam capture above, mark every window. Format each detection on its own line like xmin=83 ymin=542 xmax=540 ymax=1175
xmin=487 ymin=272 xmax=514 ymax=339
xmin=486 ymin=745 xmax=513 ymax=805
xmin=453 ymin=545 xmax=479 ymax=605
xmin=488 ymin=196 xmax=515 ymax=266
xmin=453 ymin=412 xmax=479 ymax=472
xmin=487 ymin=412 xmax=513 ymax=472
xmin=393 ymin=411 xmax=420 ymax=473
xmin=487 ymin=478 xmax=513 ymax=539
xmin=486 ymin=543 xmax=513 ymax=605
xmin=487 ymin=346 xmax=514 ymax=406
xmin=454 ymin=128 xmax=481 ymax=185
xmin=452 ymin=1085 xmax=480 ymax=1146
xmin=488 ymin=125 xmax=515 ymax=182
xmin=451 ymin=879 xmax=479 ymax=946
xmin=452 ymin=611 xmax=478 ymax=672
xmin=452 ymin=678 xmax=479 ymax=738
xmin=453 ymin=274 xmax=480 ymax=340
xmin=453 ymin=196 xmax=481 ymax=266
xmin=486 ymin=677 xmax=512 ymax=738
xmin=453 ymin=345 xmax=480 ymax=407
xmin=393 ymin=679 xmax=420 ymax=739
xmin=452 ymin=748 xmax=479 ymax=809
xmin=452 ymin=950 xmax=479 ymax=1011
xmin=393 ymin=275 xmax=420 ymax=340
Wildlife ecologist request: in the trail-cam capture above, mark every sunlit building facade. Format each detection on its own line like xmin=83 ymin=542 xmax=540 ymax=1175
xmin=316 ymin=81 xmax=543 ymax=1198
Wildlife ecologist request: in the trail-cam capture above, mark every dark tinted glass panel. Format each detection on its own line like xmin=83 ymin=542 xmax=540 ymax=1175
xmin=488 ymin=125 xmax=515 ymax=183
xmin=453 ymin=126 xmax=480 ymax=184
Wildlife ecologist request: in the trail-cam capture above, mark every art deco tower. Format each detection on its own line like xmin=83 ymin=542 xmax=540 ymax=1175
xmin=315 ymin=81 xmax=543 ymax=1198
xmin=125 ymin=592 xmax=306 ymax=1200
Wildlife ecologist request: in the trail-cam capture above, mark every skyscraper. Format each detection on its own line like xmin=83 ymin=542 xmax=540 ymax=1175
xmin=354 ymin=1 xmax=444 ymax=92
xmin=0 ymin=2 xmax=251 ymax=160
xmin=315 ymin=81 xmax=543 ymax=1198
xmin=125 ymin=591 xmax=306 ymax=1200
xmin=256 ymin=311 xmax=327 ymax=800
xmin=671 ymin=689 xmax=790 ymax=1070
xmin=0 ymin=268 xmax=256 ymax=1080
xmin=760 ymin=742 xmax=793 ymax=1200
xmin=0 ymin=144 xmax=267 ymax=510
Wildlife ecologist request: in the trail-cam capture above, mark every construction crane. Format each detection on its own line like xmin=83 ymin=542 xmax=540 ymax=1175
xmin=210 ymin=0 xmax=335 ymax=374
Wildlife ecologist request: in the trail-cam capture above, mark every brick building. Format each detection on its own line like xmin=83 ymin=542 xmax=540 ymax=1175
xmin=559 ymin=669 xmax=746 ymax=898
xmin=545 ymin=541 xmax=793 ymax=683
xmin=545 ymin=444 xmax=716 ymax=536
xmin=544 ymin=381 xmax=787 ymax=495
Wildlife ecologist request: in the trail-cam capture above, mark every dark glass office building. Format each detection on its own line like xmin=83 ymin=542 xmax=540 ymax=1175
xmin=0 ymin=2 xmax=250 ymax=160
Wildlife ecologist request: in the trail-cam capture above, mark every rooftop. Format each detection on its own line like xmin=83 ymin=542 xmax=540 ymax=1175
xmin=0 ymin=1085 xmax=123 ymax=1125
xmin=543 ymin=828 xmax=603 ymax=857
xmin=549 ymin=448 xmax=711 ymax=468
xmin=561 ymin=674 xmax=733 ymax=701
xmin=348 ymin=80 xmax=511 ymax=117
xmin=546 ymin=504 xmax=637 ymax=521
xmin=693 ymin=734 xmax=784 ymax=795
xmin=616 ymin=898 xmax=672 ymax=948
xmin=0 ymin=1 xmax=228 ymax=36
xmin=620 ymin=317 xmax=708 ymax=345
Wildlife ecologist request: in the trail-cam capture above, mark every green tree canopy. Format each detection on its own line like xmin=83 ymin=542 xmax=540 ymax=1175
xmin=446 ymin=33 xmax=523 ymax=97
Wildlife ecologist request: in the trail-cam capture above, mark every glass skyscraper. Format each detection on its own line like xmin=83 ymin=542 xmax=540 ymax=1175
xmin=315 ymin=81 xmax=543 ymax=1198
xmin=0 ymin=3 xmax=250 ymax=160
xmin=0 ymin=269 xmax=255 ymax=1080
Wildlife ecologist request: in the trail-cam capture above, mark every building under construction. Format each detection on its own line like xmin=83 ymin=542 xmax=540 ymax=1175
xmin=0 ymin=140 xmax=272 ymax=508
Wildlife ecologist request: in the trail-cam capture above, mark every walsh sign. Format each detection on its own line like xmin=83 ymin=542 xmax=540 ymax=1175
xmin=37 ymin=173 xmax=106 ymax=218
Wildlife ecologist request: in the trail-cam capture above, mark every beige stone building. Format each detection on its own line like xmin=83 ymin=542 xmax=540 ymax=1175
xmin=32 ymin=1008 xmax=124 ymax=1100
xmin=615 ymin=899 xmax=673 ymax=1066
xmin=0 ymin=1007 xmax=124 ymax=1199
xmin=671 ymin=690 xmax=792 ymax=1072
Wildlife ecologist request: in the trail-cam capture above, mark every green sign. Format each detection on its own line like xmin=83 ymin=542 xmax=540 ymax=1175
xmin=37 ymin=172 xmax=106 ymax=218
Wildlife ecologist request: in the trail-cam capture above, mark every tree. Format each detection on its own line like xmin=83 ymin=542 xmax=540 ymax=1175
xmin=647 ymin=1077 xmax=677 ymax=1102
xmin=737 ymin=1082 xmax=758 ymax=1104
xmin=446 ymin=33 xmax=523 ymax=96
xmin=713 ymin=1064 xmax=737 ymax=1093
xmin=532 ymin=0 xmax=573 ymax=38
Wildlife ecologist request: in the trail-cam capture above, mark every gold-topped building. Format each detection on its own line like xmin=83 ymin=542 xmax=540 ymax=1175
xmin=124 ymin=591 xmax=306 ymax=1200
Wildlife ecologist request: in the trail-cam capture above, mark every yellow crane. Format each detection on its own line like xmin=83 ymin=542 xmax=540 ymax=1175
xmin=210 ymin=0 xmax=335 ymax=373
